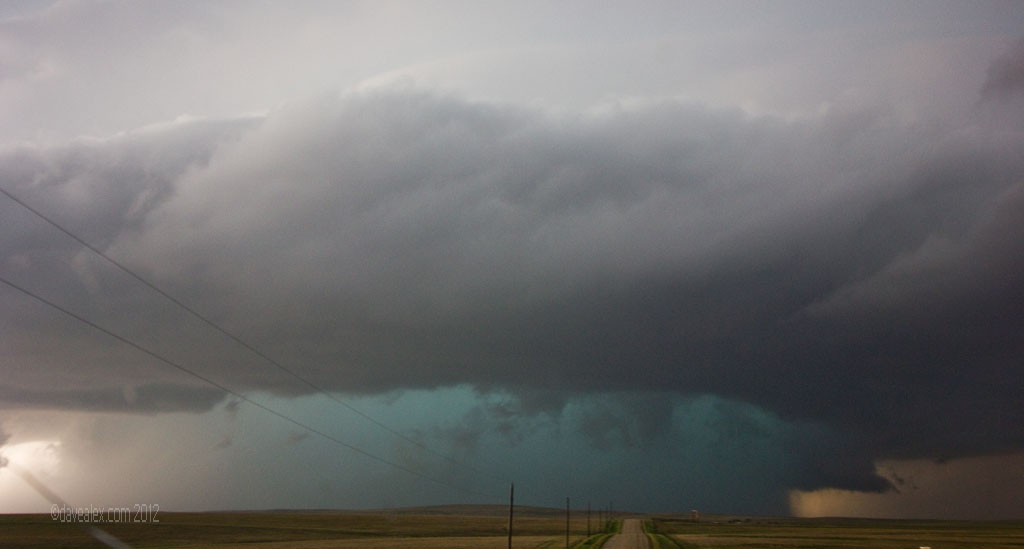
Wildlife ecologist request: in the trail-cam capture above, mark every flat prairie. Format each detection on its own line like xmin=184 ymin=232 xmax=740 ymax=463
xmin=648 ymin=514 xmax=1024 ymax=549
xmin=2 ymin=508 xmax=1021 ymax=548
xmin=0 ymin=508 xmax=594 ymax=548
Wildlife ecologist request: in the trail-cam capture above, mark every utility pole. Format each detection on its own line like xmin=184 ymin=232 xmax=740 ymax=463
xmin=565 ymin=497 xmax=570 ymax=549
xmin=507 ymin=483 xmax=514 ymax=549
xmin=587 ymin=501 xmax=591 ymax=537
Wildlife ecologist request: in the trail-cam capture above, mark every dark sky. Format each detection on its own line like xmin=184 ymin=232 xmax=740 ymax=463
xmin=1 ymin=0 xmax=1023 ymax=518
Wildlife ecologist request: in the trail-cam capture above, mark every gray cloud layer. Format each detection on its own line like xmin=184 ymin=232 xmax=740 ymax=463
xmin=983 ymin=35 xmax=1024 ymax=99
xmin=3 ymin=38 xmax=1023 ymax=495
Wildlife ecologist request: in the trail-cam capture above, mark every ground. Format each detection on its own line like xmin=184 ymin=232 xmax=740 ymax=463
xmin=0 ymin=508 xmax=1021 ymax=548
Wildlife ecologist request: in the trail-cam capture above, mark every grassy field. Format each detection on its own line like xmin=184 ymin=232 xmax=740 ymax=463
xmin=648 ymin=514 xmax=1024 ymax=549
xmin=2 ymin=508 xmax=1021 ymax=548
xmin=0 ymin=507 xmax=610 ymax=548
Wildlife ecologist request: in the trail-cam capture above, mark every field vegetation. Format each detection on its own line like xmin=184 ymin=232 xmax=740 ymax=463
xmin=649 ymin=514 xmax=1024 ymax=548
xmin=3 ymin=508 xmax=1021 ymax=548
xmin=0 ymin=507 xmax=611 ymax=548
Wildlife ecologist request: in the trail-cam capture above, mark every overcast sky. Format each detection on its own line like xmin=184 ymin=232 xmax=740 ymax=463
xmin=2 ymin=0 xmax=1024 ymax=519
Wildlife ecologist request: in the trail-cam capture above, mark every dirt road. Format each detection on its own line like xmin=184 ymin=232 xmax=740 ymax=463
xmin=602 ymin=518 xmax=651 ymax=549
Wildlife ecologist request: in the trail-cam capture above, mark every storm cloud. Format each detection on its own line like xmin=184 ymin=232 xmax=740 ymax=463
xmin=983 ymin=35 xmax=1024 ymax=99
xmin=2 ymin=0 xmax=1023 ymax=516
xmin=3 ymin=76 xmax=1022 ymax=494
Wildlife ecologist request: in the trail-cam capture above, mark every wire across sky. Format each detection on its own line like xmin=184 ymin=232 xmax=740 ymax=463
xmin=0 ymin=185 xmax=507 ymax=500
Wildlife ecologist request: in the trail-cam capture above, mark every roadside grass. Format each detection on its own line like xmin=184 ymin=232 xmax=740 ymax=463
xmin=568 ymin=518 xmax=621 ymax=548
xmin=647 ymin=534 xmax=682 ymax=549
xmin=649 ymin=515 xmax=1024 ymax=548
xmin=570 ymin=532 xmax=615 ymax=547
xmin=643 ymin=518 xmax=681 ymax=549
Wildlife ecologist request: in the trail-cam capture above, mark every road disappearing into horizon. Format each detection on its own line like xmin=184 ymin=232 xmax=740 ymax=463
xmin=603 ymin=518 xmax=651 ymax=549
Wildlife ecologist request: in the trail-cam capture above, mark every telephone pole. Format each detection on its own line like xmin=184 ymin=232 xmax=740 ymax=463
xmin=565 ymin=497 xmax=570 ymax=549
xmin=507 ymin=483 xmax=514 ymax=549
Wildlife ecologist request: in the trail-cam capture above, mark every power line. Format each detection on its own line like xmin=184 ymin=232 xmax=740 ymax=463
xmin=0 ymin=273 xmax=496 ymax=499
xmin=0 ymin=185 xmax=507 ymax=485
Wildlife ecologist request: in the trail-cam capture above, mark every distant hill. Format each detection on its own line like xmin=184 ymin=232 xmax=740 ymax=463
xmin=240 ymin=503 xmax=634 ymax=517
xmin=359 ymin=504 xmax=573 ymax=517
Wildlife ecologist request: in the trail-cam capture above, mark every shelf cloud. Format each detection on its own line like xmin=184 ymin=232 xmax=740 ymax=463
xmin=2 ymin=0 xmax=1022 ymax=517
